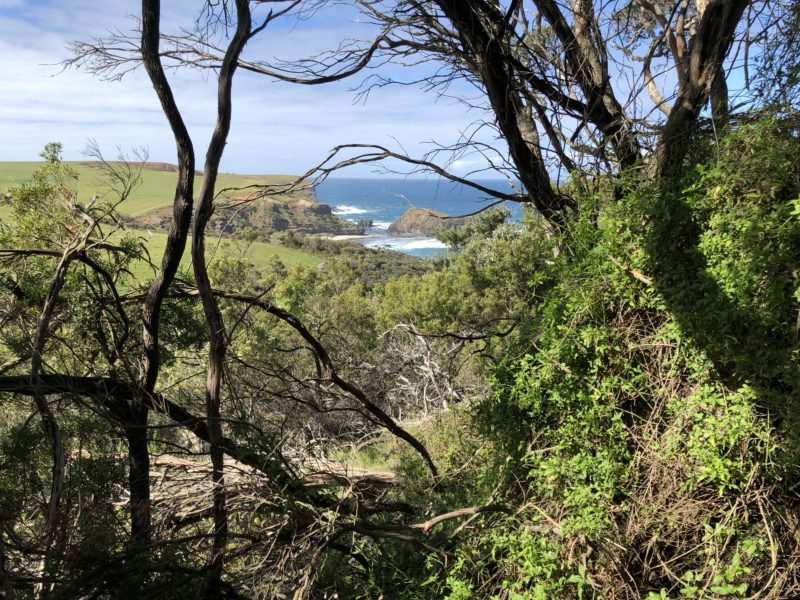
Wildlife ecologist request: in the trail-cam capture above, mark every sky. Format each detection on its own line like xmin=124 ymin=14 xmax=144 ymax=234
xmin=0 ymin=0 xmax=494 ymax=178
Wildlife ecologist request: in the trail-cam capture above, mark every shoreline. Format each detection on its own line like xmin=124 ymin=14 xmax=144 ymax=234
xmin=322 ymin=229 xmax=448 ymax=256
xmin=323 ymin=233 xmax=370 ymax=241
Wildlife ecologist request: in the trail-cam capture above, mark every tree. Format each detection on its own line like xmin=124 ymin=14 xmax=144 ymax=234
xmin=2 ymin=0 xmax=796 ymax=597
xmin=3 ymin=4 xmax=441 ymax=596
xmin=134 ymin=1 xmax=770 ymax=226
xmin=0 ymin=144 xmax=149 ymax=595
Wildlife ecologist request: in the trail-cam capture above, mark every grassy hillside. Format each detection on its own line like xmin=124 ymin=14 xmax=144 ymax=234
xmin=0 ymin=161 xmax=322 ymax=281
xmin=0 ymin=161 xmax=360 ymax=235
xmin=0 ymin=161 xmax=300 ymax=217
xmin=128 ymin=230 xmax=321 ymax=282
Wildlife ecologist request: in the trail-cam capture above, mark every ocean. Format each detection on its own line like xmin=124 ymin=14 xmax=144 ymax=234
xmin=314 ymin=177 xmax=521 ymax=257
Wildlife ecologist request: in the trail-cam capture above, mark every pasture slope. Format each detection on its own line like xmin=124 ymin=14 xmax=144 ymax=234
xmin=0 ymin=161 xmax=300 ymax=216
xmin=0 ymin=161 xmax=320 ymax=275
xmin=128 ymin=230 xmax=320 ymax=281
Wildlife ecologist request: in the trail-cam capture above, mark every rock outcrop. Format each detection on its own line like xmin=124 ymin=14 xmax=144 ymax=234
xmin=134 ymin=190 xmax=363 ymax=235
xmin=387 ymin=208 xmax=472 ymax=236
xmin=224 ymin=196 xmax=363 ymax=234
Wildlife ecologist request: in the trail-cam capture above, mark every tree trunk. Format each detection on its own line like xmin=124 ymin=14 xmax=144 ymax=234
xmin=654 ymin=0 xmax=748 ymax=179
xmin=710 ymin=67 xmax=730 ymax=130
xmin=434 ymin=0 xmax=572 ymax=227
xmin=0 ymin=509 xmax=15 ymax=599
xmin=126 ymin=418 xmax=151 ymax=544
xmin=136 ymin=0 xmax=198 ymax=547
xmin=190 ymin=1 xmax=251 ymax=594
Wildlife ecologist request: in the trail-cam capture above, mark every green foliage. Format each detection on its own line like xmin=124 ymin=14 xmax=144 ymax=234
xmin=278 ymin=233 xmax=429 ymax=290
xmin=4 ymin=121 xmax=800 ymax=598
xmin=645 ymin=119 xmax=800 ymax=391
xmin=664 ymin=384 xmax=770 ymax=494
xmin=1 ymin=143 xmax=77 ymax=248
xmin=410 ymin=119 xmax=800 ymax=598
xmin=277 ymin=122 xmax=798 ymax=598
xmin=395 ymin=407 xmax=493 ymax=512
xmin=0 ymin=410 xmax=49 ymax=526
xmin=306 ymin=123 xmax=799 ymax=595
xmin=443 ymin=527 xmax=584 ymax=600
xmin=435 ymin=207 xmax=512 ymax=251
xmin=377 ymin=207 xmax=549 ymax=336
xmin=0 ymin=145 xmax=147 ymax=375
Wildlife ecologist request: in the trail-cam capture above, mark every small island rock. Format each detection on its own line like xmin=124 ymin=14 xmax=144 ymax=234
xmin=388 ymin=207 xmax=472 ymax=236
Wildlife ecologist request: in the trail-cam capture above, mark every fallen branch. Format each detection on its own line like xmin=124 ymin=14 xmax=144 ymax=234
xmin=410 ymin=504 xmax=513 ymax=533
xmin=0 ymin=374 xmax=303 ymax=493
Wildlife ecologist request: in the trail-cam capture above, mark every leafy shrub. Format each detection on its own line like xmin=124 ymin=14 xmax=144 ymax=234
xmin=420 ymin=120 xmax=800 ymax=599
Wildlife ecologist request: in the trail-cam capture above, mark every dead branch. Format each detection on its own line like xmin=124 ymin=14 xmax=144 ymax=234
xmin=125 ymin=285 xmax=441 ymax=483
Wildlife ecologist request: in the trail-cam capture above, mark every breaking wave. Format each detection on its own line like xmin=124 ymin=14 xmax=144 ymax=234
xmin=333 ymin=205 xmax=369 ymax=215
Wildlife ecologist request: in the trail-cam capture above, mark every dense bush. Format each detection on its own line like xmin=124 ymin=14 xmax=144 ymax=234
xmin=331 ymin=120 xmax=800 ymax=599
xmin=440 ymin=121 xmax=799 ymax=599
xmin=2 ymin=122 xmax=799 ymax=598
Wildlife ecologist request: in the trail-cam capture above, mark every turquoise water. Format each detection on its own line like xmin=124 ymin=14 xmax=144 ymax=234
xmin=315 ymin=177 xmax=521 ymax=257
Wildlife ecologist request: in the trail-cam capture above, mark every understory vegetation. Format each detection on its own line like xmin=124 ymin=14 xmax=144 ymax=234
xmin=2 ymin=118 xmax=799 ymax=599
xmin=399 ymin=119 xmax=800 ymax=599
xmin=3 ymin=0 xmax=800 ymax=597
xmin=307 ymin=118 xmax=800 ymax=599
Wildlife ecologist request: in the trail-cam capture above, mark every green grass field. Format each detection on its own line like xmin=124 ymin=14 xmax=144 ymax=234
xmin=0 ymin=161 xmax=301 ymax=218
xmin=1 ymin=161 xmax=321 ymax=282
xmin=126 ymin=230 xmax=321 ymax=282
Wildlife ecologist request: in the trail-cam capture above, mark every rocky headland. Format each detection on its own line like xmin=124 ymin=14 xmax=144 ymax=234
xmin=133 ymin=184 xmax=363 ymax=236
xmin=387 ymin=207 xmax=473 ymax=236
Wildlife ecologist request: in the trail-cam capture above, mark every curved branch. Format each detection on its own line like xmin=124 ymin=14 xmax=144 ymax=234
xmin=300 ymin=143 xmax=524 ymax=204
xmin=409 ymin=503 xmax=513 ymax=532
xmin=189 ymin=0 xmax=252 ymax=586
xmin=654 ymin=0 xmax=749 ymax=178
xmin=194 ymin=286 xmax=440 ymax=483
xmin=29 ymin=236 xmax=90 ymax=587
xmin=0 ymin=374 xmax=303 ymax=492
xmin=643 ymin=39 xmax=672 ymax=117
xmin=0 ymin=248 xmax=130 ymax=348
xmin=140 ymin=0 xmax=196 ymax=393
xmin=121 ymin=285 xmax=440 ymax=483
xmin=134 ymin=0 xmax=199 ymax=546
xmin=237 ymin=33 xmax=391 ymax=84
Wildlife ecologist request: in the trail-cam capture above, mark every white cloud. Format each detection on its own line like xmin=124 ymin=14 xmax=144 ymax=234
xmin=449 ymin=160 xmax=477 ymax=172
xmin=1 ymin=1 xmax=502 ymax=177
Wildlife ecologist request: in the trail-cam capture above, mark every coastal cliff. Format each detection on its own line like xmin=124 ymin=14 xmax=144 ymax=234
xmin=213 ymin=196 xmax=363 ymax=235
xmin=134 ymin=183 xmax=363 ymax=235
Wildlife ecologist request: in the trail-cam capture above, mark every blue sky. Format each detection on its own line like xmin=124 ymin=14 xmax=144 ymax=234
xmin=0 ymin=0 xmax=494 ymax=177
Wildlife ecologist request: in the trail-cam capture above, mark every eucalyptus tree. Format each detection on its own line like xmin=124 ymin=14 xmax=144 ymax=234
xmin=0 ymin=0 xmax=792 ymax=597
xmin=2 ymin=2 xmax=442 ymax=596
xmin=68 ymin=1 xmax=776 ymax=229
xmin=147 ymin=1 xmax=773 ymax=228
